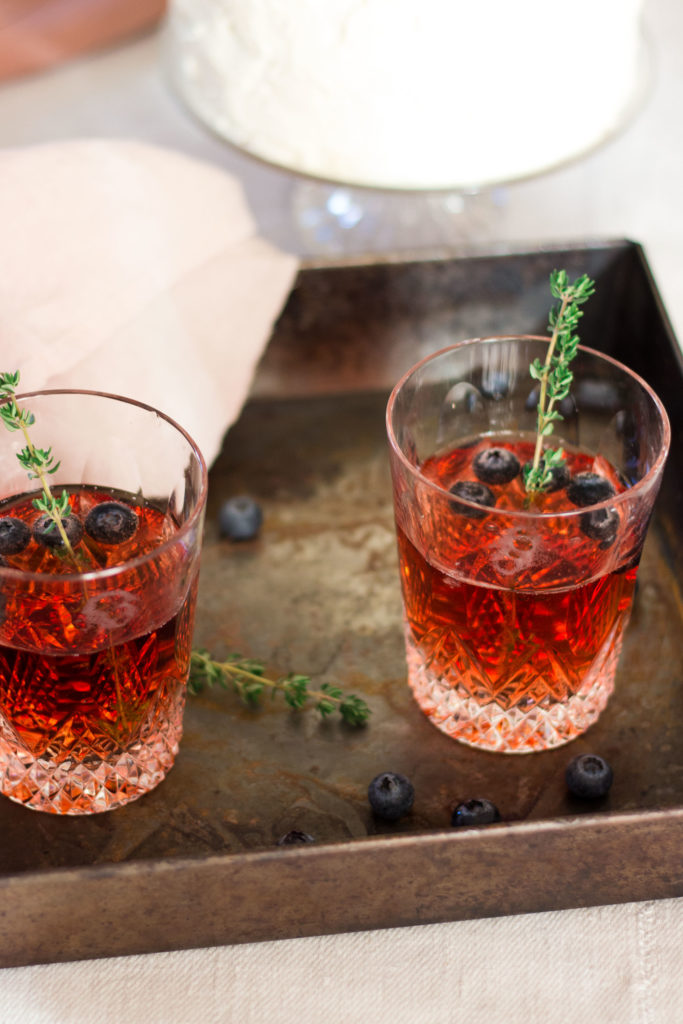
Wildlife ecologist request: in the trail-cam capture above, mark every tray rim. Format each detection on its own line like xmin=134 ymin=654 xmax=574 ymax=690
xmin=3 ymin=806 xmax=683 ymax=968
xmin=2 ymin=801 xmax=683 ymax=885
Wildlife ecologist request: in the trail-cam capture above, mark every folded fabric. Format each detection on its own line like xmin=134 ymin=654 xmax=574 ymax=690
xmin=0 ymin=138 xmax=299 ymax=466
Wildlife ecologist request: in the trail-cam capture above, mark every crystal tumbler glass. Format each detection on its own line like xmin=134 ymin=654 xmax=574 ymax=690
xmin=386 ymin=337 xmax=670 ymax=753
xmin=0 ymin=390 xmax=207 ymax=813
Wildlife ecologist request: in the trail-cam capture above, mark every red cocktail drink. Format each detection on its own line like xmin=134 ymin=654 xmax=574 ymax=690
xmin=0 ymin=391 xmax=206 ymax=812
xmin=387 ymin=338 xmax=669 ymax=752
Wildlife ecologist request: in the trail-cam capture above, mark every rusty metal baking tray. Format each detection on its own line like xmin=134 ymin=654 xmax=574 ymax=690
xmin=2 ymin=240 xmax=682 ymax=967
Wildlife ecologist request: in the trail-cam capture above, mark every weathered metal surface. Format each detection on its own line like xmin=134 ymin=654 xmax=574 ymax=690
xmin=2 ymin=240 xmax=682 ymax=967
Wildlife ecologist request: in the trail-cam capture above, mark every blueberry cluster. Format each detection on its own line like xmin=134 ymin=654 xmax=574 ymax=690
xmin=362 ymin=752 xmax=614 ymax=833
xmin=0 ymin=500 xmax=139 ymax=556
xmin=449 ymin=447 xmax=520 ymax=518
xmin=274 ymin=754 xmax=615 ymax=848
xmin=450 ymin=444 xmax=620 ymax=548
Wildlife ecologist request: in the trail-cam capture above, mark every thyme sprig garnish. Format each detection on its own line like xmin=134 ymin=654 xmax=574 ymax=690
xmin=0 ymin=371 xmax=75 ymax=556
xmin=523 ymin=270 xmax=595 ymax=495
xmin=189 ymin=648 xmax=370 ymax=726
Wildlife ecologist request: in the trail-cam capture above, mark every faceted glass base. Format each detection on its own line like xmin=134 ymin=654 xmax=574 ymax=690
xmin=0 ymin=682 xmax=186 ymax=814
xmin=405 ymin=625 xmax=623 ymax=754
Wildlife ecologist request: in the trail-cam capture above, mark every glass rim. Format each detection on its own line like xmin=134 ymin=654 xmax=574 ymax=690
xmin=385 ymin=335 xmax=672 ymax=521
xmin=0 ymin=388 xmax=208 ymax=582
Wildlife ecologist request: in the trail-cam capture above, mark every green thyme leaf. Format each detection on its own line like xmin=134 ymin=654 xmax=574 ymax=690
xmin=0 ymin=371 xmax=76 ymax=556
xmin=189 ymin=648 xmax=370 ymax=726
xmin=525 ymin=271 xmax=595 ymax=496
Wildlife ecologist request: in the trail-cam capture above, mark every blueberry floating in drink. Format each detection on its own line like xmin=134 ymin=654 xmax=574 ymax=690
xmin=522 ymin=460 xmax=570 ymax=493
xmin=449 ymin=480 xmax=496 ymax=518
xmin=473 ymin=446 xmax=520 ymax=485
xmin=567 ymin=472 xmax=616 ymax=507
xmin=0 ymin=517 xmax=30 ymax=555
xmin=85 ymin=501 xmax=139 ymax=544
xmin=33 ymin=512 xmax=83 ymax=549
xmin=580 ymin=507 xmax=619 ymax=548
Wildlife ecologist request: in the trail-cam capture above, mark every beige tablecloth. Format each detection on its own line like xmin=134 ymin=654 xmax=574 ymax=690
xmin=3 ymin=898 xmax=683 ymax=1023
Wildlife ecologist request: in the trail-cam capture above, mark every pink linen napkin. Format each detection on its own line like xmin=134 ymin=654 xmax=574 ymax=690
xmin=0 ymin=139 xmax=298 ymax=466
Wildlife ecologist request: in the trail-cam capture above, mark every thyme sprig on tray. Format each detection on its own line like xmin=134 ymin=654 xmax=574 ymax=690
xmin=0 ymin=370 xmax=75 ymax=556
xmin=189 ymin=648 xmax=371 ymax=726
xmin=523 ymin=271 xmax=595 ymax=495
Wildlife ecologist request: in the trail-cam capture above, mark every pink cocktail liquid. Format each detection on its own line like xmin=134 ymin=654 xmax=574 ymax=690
xmin=0 ymin=486 xmax=198 ymax=813
xmin=397 ymin=438 xmax=637 ymax=752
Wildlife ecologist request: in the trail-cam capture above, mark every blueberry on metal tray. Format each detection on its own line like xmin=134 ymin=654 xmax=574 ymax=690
xmin=368 ymin=771 xmax=415 ymax=821
xmin=451 ymin=798 xmax=501 ymax=827
xmin=33 ymin=513 xmax=83 ymax=549
xmin=565 ymin=753 xmax=613 ymax=799
xmin=473 ymin=446 xmax=520 ymax=485
xmin=218 ymin=496 xmax=263 ymax=541
xmin=567 ymin=472 xmax=616 ymax=507
xmin=0 ymin=516 xmax=31 ymax=555
xmin=276 ymin=830 xmax=316 ymax=846
xmin=85 ymin=501 xmax=139 ymax=545
xmin=449 ymin=480 xmax=496 ymax=519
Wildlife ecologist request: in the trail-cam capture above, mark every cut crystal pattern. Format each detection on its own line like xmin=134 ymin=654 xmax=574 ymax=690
xmin=405 ymin=617 xmax=625 ymax=753
xmin=0 ymin=680 xmax=185 ymax=814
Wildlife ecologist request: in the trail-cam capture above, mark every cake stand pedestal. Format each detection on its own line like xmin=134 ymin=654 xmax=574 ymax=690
xmin=289 ymin=180 xmax=509 ymax=257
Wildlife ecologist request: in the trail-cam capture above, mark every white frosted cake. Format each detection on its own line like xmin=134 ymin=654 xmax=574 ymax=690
xmin=167 ymin=0 xmax=647 ymax=190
